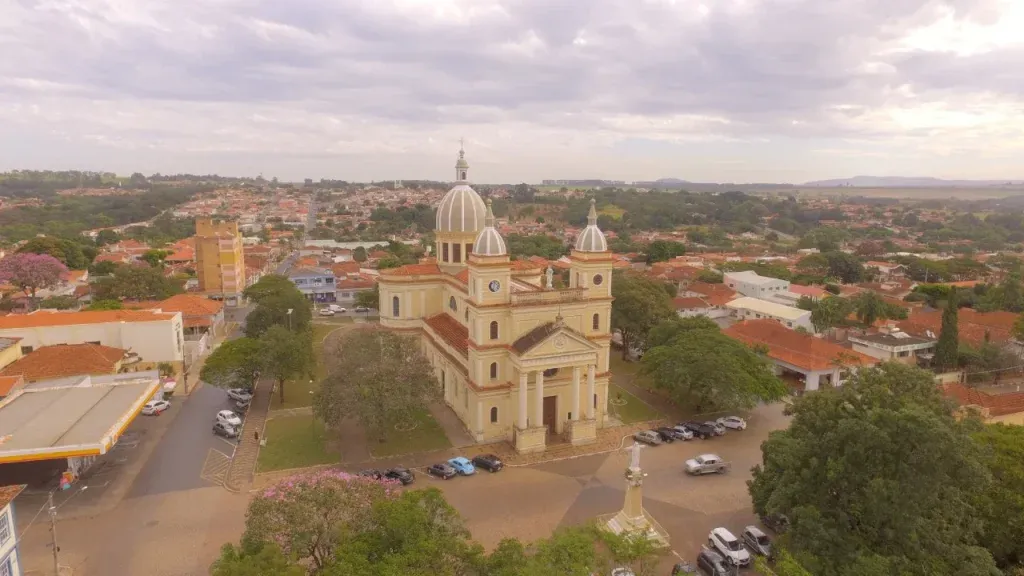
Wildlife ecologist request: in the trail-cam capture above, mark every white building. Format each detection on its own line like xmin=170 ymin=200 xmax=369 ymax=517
xmin=848 ymin=327 xmax=936 ymax=365
xmin=725 ymin=296 xmax=813 ymax=332
xmin=724 ymin=270 xmax=790 ymax=300
xmin=1 ymin=485 xmax=25 ymax=576
xmin=0 ymin=310 xmax=185 ymax=372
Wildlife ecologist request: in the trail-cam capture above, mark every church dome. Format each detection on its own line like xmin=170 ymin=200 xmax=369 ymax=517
xmin=574 ymin=198 xmax=608 ymax=252
xmin=436 ymin=143 xmax=486 ymax=233
xmin=473 ymin=199 xmax=506 ymax=256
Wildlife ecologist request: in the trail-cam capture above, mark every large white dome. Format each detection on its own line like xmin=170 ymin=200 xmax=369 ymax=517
xmin=436 ymin=184 xmax=487 ymax=233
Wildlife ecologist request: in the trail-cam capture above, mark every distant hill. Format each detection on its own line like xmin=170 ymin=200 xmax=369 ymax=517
xmin=803 ymin=176 xmax=1024 ymax=188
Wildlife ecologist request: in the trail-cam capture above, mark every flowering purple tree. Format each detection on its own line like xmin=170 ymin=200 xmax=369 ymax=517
xmin=0 ymin=253 xmax=68 ymax=304
xmin=242 ymin=469 xmax=398 ymax=571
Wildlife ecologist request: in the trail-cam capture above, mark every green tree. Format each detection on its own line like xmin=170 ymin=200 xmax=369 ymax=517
xmin=210 ymin=542 xmax=304 ymax=576
xmin=644 ymin=240 xmax=686 ymax=264
xmin=354 ymin=284 xmax=379 ymax=310
xmin=38 ymin=295 xmax=78 ymax=310
xmin=823 ymin=251 xmax=864 ymax=283
xmin=243 ymin=275 xmax=312 ymax=337
xmin=88 ymin=260 xmax=120 ymax=276
xmin=809 ymin=296 xmax=852 ymax=334
xmin=610 ymin=272 xmax=676 ymax=360
xmin=92 ymin=264 xmax=183 ymax=301
xmin=259 ymin=325 xmax=314 ymax=404
xmin=95 ymin=229 xmax=121 ymax=246
xmin=641 ymin=321 xmax=787 ymax=411
xmin=200 ymin=337 xmax=264 ymax=391
xmin=353 ymin=246 xmax=368 ymax=262
xmin=315 ymin=327 xmax=440 ymax=442
xmin=935 ymin=289 xmax=960 ymax=371
xmin=748 ymin=363 xmax=999 ymax=576
xmin=18 ymin=236 xmax=89 ymax=269
xmin=140 ymin=249 xmax=171 ymax=268
xmin=696 ymin=269 xmax=723 ymax=284
xmin=755 ymin=548 xmax=812 ymax=576
xmin=972 ymin=424 xmax=1024 ymax=570
xmin=850 ymin=290 xmax=888 ymax=326
xmin=85 ymin=299 xmax=123 ymax=311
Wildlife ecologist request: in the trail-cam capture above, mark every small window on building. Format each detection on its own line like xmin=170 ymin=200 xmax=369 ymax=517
xmin=466 ymin=243 xmax=473 ymax=255
xmin=453 ymin=243 xmax=462 ymax=263
xmin=592 ymin=313 xmax=600 ymax=331
xmin=392 ymin=296 xmax=400 ymax=317
xmin=490 ymin=321 xmax=498 ymax=340
xmin=442 ymin=243 xmax=449 ymax=262
xmin=490 ymin=406 xmax=498 ymax=423
xmin=449 ymin=296 xmax=457 ymax=311
xmin=593 ymin=394 xmax=598 ymax=408
xmin=490 ymin=362 xmax=498 ymax=379
xmin=20 ymin=346 xmax=32 ymax=354
xmin=898 ymin=350 xmax=910 ymax=357
xmin=464 ymin=392 xmax=468 ymax=409
xmin=87 ymin=340 xmax=101 ymax=345
xmin=465 ymin=308 xmax=469 ymax=321
xmin=786 ymin=322 xmax=792 ymax=327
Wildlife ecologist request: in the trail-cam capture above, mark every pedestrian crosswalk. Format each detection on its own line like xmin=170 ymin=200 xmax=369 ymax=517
xmin=200 ymin=449 xmax=232 ymax=486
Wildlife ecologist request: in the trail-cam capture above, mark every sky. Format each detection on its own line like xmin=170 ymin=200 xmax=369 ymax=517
xmin=1 ymin=0 xmax=1023 ymax=184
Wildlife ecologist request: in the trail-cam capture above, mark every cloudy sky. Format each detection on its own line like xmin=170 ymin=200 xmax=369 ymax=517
xmin=1 ymin=0 xmax=1022 ymax=183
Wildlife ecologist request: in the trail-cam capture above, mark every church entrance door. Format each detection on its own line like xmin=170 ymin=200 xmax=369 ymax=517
xmin=542 ymin=396 xmax=557 ymax=434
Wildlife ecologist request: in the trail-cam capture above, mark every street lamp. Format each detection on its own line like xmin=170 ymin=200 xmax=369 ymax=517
xmin=287 ymin=308 xmax=294 ymax=331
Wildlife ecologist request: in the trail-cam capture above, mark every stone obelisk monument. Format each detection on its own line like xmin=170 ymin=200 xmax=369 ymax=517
xmin=604 ymin=441 xmax=670 ymax=547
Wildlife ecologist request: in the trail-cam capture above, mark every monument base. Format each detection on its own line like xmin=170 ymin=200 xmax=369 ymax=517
xmin=604 ymin=509 xmax=670 ymax=548
xmin=568 ymin=418 xmax=598 ymax=446
xmin=514 ymin=426 xmax=547 ymax=454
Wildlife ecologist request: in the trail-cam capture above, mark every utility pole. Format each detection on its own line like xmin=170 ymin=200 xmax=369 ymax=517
xmin=48 ymin=491 xmax=60 ymax=576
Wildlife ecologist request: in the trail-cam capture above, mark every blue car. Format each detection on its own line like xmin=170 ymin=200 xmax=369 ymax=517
xmin=447 ymin=456 xmax=476 ymax=475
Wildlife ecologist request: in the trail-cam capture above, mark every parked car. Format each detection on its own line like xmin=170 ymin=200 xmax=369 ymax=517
xmin=213 ymin=421 xmax=238 ymax=439
xmin=760 ymin=513 xmax=790 ymax=534
xmin=655 ymin=427 xmax=679 ymax=443
xmin=384 ymin=467 xmax=415 ymax=485
xmin=685 ymin=454 xmax=730 ymax=475
xmin=681 ymin=421 xmax=716 ymax=440
xmin=216 ymin=410 xmax=242 ymax=427
xmin=708 ymin=527 xmax=751 ymax=567
xmin=318 ymin=308 xmax=335 ymax=316
xmin=633 ymin=430 xmax=663 ymax=446
xmin=142 ymin=400 xmax=170 ymax=415
xmin=358 ymin=469 xmax=384 ymax=480
xmin=447 ymin=456 xmax=476 ymax=475
xmin=670 ymin=425 xmax=695 ymax=440
xmin=695 ymin=546 xmax=731 ymax=576
xmin=471 ymin=454 xmax=503 ymax=473
xmin=717 ymin=416 xmax=747 ymax=430
xmin=704 ymin=421 xmax=727 ymax=436
xmin=610 ymin=568 xmax=636 ymax=576
xmin=426 ymin=462 xmax=457 ymax=479
xmin=354 ymin=306 xmax=370 ymax=313
xmin=741 ymin=525 xmax=772 ymax=557
xmin=328 ymin=304 xmax=346 ymax=313
xmin=235 ymin=398 xmax=251 ymax=411
xmin=226 ymin=388 xmax=252 ymax=402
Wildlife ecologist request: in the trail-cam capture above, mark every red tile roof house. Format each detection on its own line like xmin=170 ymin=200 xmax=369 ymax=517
xmin=942 ymin=382 xmax=1024 ymax=425
xmin=724 ymin=319 xmax=878 ymax=394
xmin=150 ymin=294 xmax=226 ymax=338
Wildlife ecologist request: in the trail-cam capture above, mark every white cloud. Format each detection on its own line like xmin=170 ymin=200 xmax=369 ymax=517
xmin=0 ymin=0 xmax=1022 ymax=182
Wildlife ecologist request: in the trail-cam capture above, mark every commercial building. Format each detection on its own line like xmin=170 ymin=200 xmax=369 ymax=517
xmin=0 ymin=343 xmax=129 ymax=383
xmin=724 ymin=270 xmax=790 ymax=300
xmin=848 ymin=326 xmax=936 ymax=365
xmin=287 ymin=267 xmax=337 ymax=303
xmin=0 ymin=310 xmax=184 ymax=375
xmin=1 ymin=485 xmax=25 ymax=576
xmin=195 ymin=218 xmax=246 ymax=306
xmin=725 ymin=297 xmax=813 ymax=332
xmin=380 ymin=147 xmax=613 ymax=453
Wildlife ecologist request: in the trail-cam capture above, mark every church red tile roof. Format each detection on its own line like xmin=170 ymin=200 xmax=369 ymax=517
xmin=424 ymin=314 xmax=468 ymax=355
xmin=380 ymin=263 xmax=442 ymax=276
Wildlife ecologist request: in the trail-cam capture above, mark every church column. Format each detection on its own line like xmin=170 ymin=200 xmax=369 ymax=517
xmin=518 ymin=372 xmax=528 ymax=428
xmin=534 ymin=370 xmax=544 ymax=429
xmin=586 ymin=364 xmax=596 ymax=419
xmin=571 ymin=366 xmax=581 ymax=421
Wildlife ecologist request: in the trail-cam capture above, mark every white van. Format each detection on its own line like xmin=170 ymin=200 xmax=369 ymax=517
xmin=328 ymin=304 xmax=346 ymax=313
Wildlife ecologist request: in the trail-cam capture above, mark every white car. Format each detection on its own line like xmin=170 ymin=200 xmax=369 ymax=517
xmin=328 ymin=305 xmax=346 ymax=313
xmin=226 ymin=388 xmax=252 ymax=402
xmin=708 ymin=527 xmax=751 ymax=567
xmin=318 ymin=308 xmax=335 ymax=316
xmin=142 ymin=400 xmax=170 ymax=415
xmin=216 ymin=410 xmax=242 ymax=427
xmin=717 ymin=416 xmax=747 ymax=430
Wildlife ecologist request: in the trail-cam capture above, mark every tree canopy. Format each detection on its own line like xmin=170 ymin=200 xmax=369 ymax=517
xmin=610 ymin=272 xmax=676 ymax=359
xmin=0 ymin=253 xmax=68 ymax=301
xmin=260 ymin=325 xmax=315 ymax=404
xmin=91 ymin=264 xmax=183 ymax=301
xmin=200 ymin=337 xmax=264 ymax=391
xmin=748 ymin=363 xmax=1000 ymax=576
xmin=18 ymin=236 xmax=92 ymax=269
xmin=243 ymin=274 xmax=312 ymax=337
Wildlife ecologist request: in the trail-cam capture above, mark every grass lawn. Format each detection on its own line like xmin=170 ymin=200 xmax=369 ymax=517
xmin=369 ymin=409 xmax=452 ymax=458
xmin=609 ymin=354 xmax=642 ymax=376
xmin=258 ymin=415 xmax=337 ymax=472
xmin=608 ymin=382 xmax=661 ymax=424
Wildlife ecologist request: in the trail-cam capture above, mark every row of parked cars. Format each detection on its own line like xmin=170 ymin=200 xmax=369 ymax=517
xmin=633 ymin=416 xmax=747 ymax=446
xmin=680 ymin=523 xmax=778 ymax=575
xmin=356 ymin=454 xmax=504 ymax=485
xmin=212 ymin=388 xmax=252 ymax=439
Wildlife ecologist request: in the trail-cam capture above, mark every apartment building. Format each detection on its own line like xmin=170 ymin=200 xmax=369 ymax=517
xmin=195 ymin=218 xmax=245 ymax=307
xmin=1 ymin=485 xmax=25 ymax=576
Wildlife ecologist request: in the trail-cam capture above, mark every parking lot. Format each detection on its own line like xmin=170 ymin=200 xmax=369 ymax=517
xmin=357 ymin=402 xmax=789 ymax=572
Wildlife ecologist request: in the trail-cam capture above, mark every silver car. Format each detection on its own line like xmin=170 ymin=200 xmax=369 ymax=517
xmin=633 ymin=430 xmax=663 ymax=446
xmin=704 ymin=421 xmax=727 ymax=436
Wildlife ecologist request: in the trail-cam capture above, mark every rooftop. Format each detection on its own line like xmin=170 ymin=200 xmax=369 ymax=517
xmin=0 ymin=336 xmax=21 ymax=353
xmin=848 ymin=331 xmax=935 ymax=347
xmin=943 ymin=382 xmax=1024 ymax=417
xmin=424 ymin=314 xmax=468 ymax=356
xmin=724 ymin=319 xmax=877 ymax=372
xmin=726 ymin=297 xmax=809 ymax=321
xmin=156 ymin=294 xmax=224 ymax=317
xmin=0 ymin=309 xmax=178 ymax=330
xmin=0 ymin=343 xmax=127 ymax=382
xmin=0 ymin=484 xmax=25 ymax=508
xmin=725 ymin=270 xmax=785 ymax=285
xmin=0 ymin=372 xmax=160 ymax=463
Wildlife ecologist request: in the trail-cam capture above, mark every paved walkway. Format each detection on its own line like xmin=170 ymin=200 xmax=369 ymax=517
xmin=428 ymin=402 xmax=476 ymax=447
xmin=225 ymin=377 xmax=273 ymax=491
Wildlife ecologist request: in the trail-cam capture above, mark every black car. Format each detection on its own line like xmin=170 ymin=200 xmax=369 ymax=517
xmin=358 ymin=469 xmax=384 ymax=480
xmin=213 ymin=421 xmax=238 ymax=439
xmin=696 ymin=547 xmax=730 ymax=576
xmin=384 ymin=467 xmax=415 ymax=485
xmin=656 ymin=426 xmax=682 ymax=442
xmin=761 ymin=513 xmax=790 ymax=534
xmin=471 ymin=454 xmax=504 ymax=473
xmin=681 ymin=421 xmax=716 ymax=440
xmin=426 ymin=462 xmax=457 ymax=480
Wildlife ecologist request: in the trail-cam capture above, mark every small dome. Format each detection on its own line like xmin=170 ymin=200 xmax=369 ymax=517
xmin=473 ymin=199 xmax=506 ymax=256
xmin=574 ymin=198 xmax=608 ymax=252
xmin=436 ymin=184 xmax=487 ymax=233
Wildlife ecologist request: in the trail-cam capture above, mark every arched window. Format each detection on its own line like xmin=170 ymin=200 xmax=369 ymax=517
xmin=442 ymin=243 xmax=449 ymax=262
xmin=489 ymin=321 xmax=498 ymax=340
xmin=449 ymin=296 xmax=457 ymax=311
xmin=490 ymin=406 xmax=498 ymax=423
xmin=392 ymin=295 xmax=400 ymax=317
xmin=592 ymin=313 xmax=600 ymax=331
xmin=453 ymin=243 xmax=462 ymax=263
xmin=489 ymin=362 xmax=498 ymax=379
xmin=465 ymin=308 xmax=469 ymax=321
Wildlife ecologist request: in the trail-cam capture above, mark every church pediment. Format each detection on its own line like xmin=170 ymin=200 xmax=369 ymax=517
xmin=511 ymin=321 xmax=599 ymax=359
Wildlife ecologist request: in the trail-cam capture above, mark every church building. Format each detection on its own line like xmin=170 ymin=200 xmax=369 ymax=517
xmin=378 ymin=146 xmax=614 ymax=453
